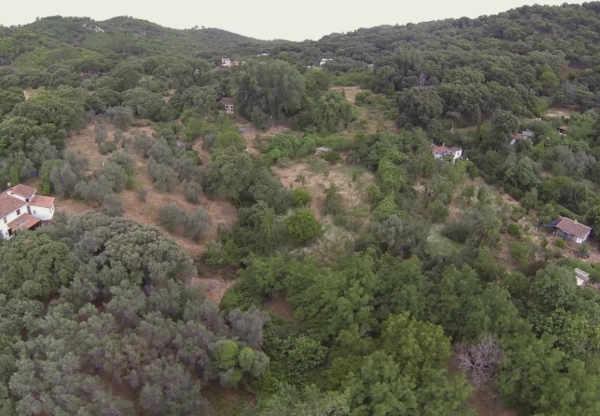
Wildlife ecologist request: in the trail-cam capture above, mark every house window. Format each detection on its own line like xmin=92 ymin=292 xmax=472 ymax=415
xmin=2 ymin=217 xmax=6 ymax=224
xmin=16 ymin=209 xmax=20 ymax=215
xmin=33 ymin=210 xmax=36 ymax=214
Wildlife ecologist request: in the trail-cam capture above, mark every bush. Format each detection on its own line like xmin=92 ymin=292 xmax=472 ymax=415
xmin=99 ymin=141 xmax=118 ymax=155
xmin=323 ymin=151 xmax=342 ymax=164
xmin=554 ymin=238 xmax=567 ymax=249
xmin=506 ymin=223 xmax=521 ymax=238
xmin=212 ymin=131 xmax=246 ymax=154
xmin=107 ymin=106 xmax=134 ymax=130
xmin=94 ymin=123 xmax=107 ymax=145
xmin=183 ymin=180 xmax=203 ymax=204
xmin=158 ymin=205 xmax=187 ymax=232
xmin=355 ymin=91 xmax=374 ymax=106
xmin=325 ymin=185 xmax=344 ymax=216
xmin=133 ymin=132 xmax=155 ymax=157
xmin=101 ymin=194 xmax=125 ymax=217
xmin=203 ymin=133 xmax=220 ymax=150
xmin=292 ymin=188 xmax=311 ymax=207
xmin=286 ymin=209 xmax=321 ymax=242
xmin=578 ymin=244 xmax=590 ymax=259
xmin=203 ymin=242 xmax=231 ymax=268
xmin=442 ymin=220 xmax=473 ymax=243
xmin=148 ymin=159 xmax=179 ymax=192
xmin=430 ymin=198 xmax=449 ymax=223
xmin=137 ymin=186 xmax=148 ymax=202
xmin=184 ymin=209 xmax=212 ymax=241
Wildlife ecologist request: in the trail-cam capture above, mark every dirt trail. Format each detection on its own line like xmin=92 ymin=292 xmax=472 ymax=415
xmin=330 ymin=86 xmax=363 ymax=105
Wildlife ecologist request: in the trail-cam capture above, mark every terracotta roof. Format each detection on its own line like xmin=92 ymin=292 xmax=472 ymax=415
xmin=559 ymin=125 xmax=569 ymax=131
xmin=30 ymin=195 xmax=55 ymax=208
xmin=10 ymin=184 xmax=36 ymax=200
xmin=512 ymin=133 xmax=527 ymax=140
xmin=0 ymin=193 xmax=27 ymax=218
xmin=8 ymin=213 xmax=40 ymax=231
xmin=220 ymin=97 xmax=234 ymax=104
xmin=556 ymin=217 xmax=592 ymax=239
xmin=432 ymin=143 xmax=462 ymax=154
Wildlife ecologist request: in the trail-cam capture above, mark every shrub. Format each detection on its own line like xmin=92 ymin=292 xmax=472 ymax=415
xmin=203 ymin=242 xmax=231 ymax=268
xmin=183 ymin=180 xmax=203 ymax=204
xmin=148 ymin=159 xmax=179 ymax=192
xmin=442 ymin=220 xmax=473 ymax=243
xmin=325 ymin=185 xmax=344 ymax=215
xmin=355 ymin=91 xmax=374 ymax=105
xmin=133 ymin=132 xmax=155 ymax=157
xmin=578 ymin=243 xmax=590 ymax=259
xmin=137 ymin=186 xmax=148 ymax=202
xmin=506 ymin=223 xmax=521 ymax=238
xmin=184 ymin=209 xmax=212 ymax=241
xmin=107 ymin=106 xmax=134 ymax=130
xmin=554 ymin=238 xmax=567 ymax=249
xmin=99 ymin=141 xmax=118 ymax=155
xmin=159 ymin=205 xmax=186 ymax=232
xmin=203 ymin=133 xmax=220 ymax=150
xmin=292 ymin=188 xmax=311 ymax=206
xmin=113 ymin=130 xmax=126 ymax=145
xmin=94 ymin=123 xmax=107 ymax=145
xmin=323 ymin=151 xmax=342 ymax=164
xmin=430 ymin=198 xmax=449 ymax=223
xmin=101 ymin=194 xmax=125 ymax=217
xmin=286 ymin=209 xmax=321 ymax=242
xmin=212 ymin=131 xmax=246 ymax=154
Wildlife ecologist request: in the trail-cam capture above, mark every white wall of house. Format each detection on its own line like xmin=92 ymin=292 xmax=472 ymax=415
xmin=6 ymin=191 xmax=30 ymax=202
xmin=30 ymin=204 xmax=54 ymax=221
xmin=0 ymin=204 xmax=29 ymax=240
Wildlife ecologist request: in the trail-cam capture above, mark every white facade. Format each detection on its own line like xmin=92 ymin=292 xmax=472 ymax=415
xmin=221 ymin=58 xmax=231 ymax=67
xmin=0 ymin=185 xmax=55 ymax=240
xmin=0 ymin=204 xmax=29 ymax=240
xmin=320 ymin=58 xmax=333 ymax=66
xmin=30 ymin=204 xmax=54 ymax=221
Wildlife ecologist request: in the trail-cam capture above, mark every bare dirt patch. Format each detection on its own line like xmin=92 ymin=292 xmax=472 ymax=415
xmin=237 ymin=122 xmax=293 ymax=155
xmin=546 ymin=106 xmax=573 ymax=118
xmin=264 ymin=294 xmax=295 ymax=321
xmin=330 ymin=86 xmax=363 ymax=105
xmin=187 ymin=275 xmax=236 ymax=305
xmin=23 ymin=89 xmax=41 ymax=101
xmin=272 ymin=161 xmax=373 ymax=220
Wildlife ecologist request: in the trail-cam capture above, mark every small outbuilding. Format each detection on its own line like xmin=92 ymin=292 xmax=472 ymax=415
xmin=431 ymin=143 xmax=462 ymax=163
xmin=558 ymin=125 xmax=569 ymax=135
xmin=575 ymin=268 xmax=591 ymax=287
xmin=220 ymin=97 xmax=234 ymax=114
xmin=545 ymin=216 xmax=592 ymax=244
xmin=315 ymin=147 xmax=332 ymax=155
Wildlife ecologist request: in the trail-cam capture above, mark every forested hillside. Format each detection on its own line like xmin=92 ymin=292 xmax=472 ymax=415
xmin=2 ymin=3 xmax=600 ymax=416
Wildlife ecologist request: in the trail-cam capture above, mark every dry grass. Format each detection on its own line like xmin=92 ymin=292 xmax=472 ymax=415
xmin=546 ymin=106 xmax=574 ymax=118
xmin=23 ymin=89 xmax=42 ymax=101
xmin=264 ymin=293 xmax=295 ymax=322
xmin=330 ymin=86 xmax=363 ymax=105
xmin=272 ymin=160 xmax=373 ymax=221
xmin=56 ymin=123 xmax=241 ymax=303
xmin=237 ymin=122 xmax=293 ymax=155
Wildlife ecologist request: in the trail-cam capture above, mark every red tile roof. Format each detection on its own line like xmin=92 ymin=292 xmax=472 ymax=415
xmin=220 ymin=97 xmax=234 ymax=105
xmin=8 ymin=214 xmax=40 ymax=231
xmin=30 ymin=195 xmax=55 ymax=208
xmin=431 ymin=143 xmax=461 ymax=154
xmin=0 ymin=193 xmax=27 ymax=219
xmin=556 ymin=217 xmax=592 ymax=239
xmin=512 ymin=133 xmax=527 ymax=140
xmin=10 ymin=184 xmax=36 ymax=200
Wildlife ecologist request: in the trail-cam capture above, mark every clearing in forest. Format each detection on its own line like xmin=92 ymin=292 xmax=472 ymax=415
xmin=59 ymin=124 xmax=238 ymax=257
xmin=272 ymin=159 xmax=374 ymax=221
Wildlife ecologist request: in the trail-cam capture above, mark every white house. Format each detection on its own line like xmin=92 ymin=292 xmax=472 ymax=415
xmin=221 ymin=57 xmax=232 ymax=67
xmin=220 ymin=97 xmax=234 ymax=114
xmin=320 ymin=58 xmax=333 ymax=66
xmin=431 ymin=143 xmax=462 ymax=163
xmin=575 ymin=268 xmax=590 ymax=287
xmin=510 ymin=131 xmax=534 ymax=145
xmin=0 ymin=184 xmax=55 ymax=240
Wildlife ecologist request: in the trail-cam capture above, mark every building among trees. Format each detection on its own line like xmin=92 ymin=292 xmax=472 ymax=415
xmin=431 ymin=143 xmax=462 ymax=163
xmin=0 ymin=184 xmax=55 ymax=240
xmin=545 ymin=216 xmax=592 ymax=244
xmin=220 ymin=97 xmax=234 ymax=114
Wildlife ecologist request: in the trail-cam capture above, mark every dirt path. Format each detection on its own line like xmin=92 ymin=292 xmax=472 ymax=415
xmin=330 ymin=86 xmax=363 ymax=105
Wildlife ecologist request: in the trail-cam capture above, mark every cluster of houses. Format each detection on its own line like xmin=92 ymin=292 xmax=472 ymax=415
xmin=511 ymin=125 xmax=570 ymax=145
xmin=220 ymin=58 xmax=245 ymax=68
xmin=0 ymin=184 xmax=55 ymax=240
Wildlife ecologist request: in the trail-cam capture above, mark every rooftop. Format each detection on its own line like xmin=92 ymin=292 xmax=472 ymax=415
xmin=10 ymin=184 xmax=36 ymax=200
xmin=7 ymin=213 xmax=40 ymax=231
xmin=556 ymin=217 xmax=592 ymax=239
xmin=512 ymin=133 xmax=528 ymax=140
xmin=220 ymin=97 xmax=234 ymax=104
xmin=432 ymin=143 xmax=461 ymax=154
xmin=0 ymin=193 xmax=27 ymax=218
xmin=30 ymin=195 xmax=55 ymax=209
